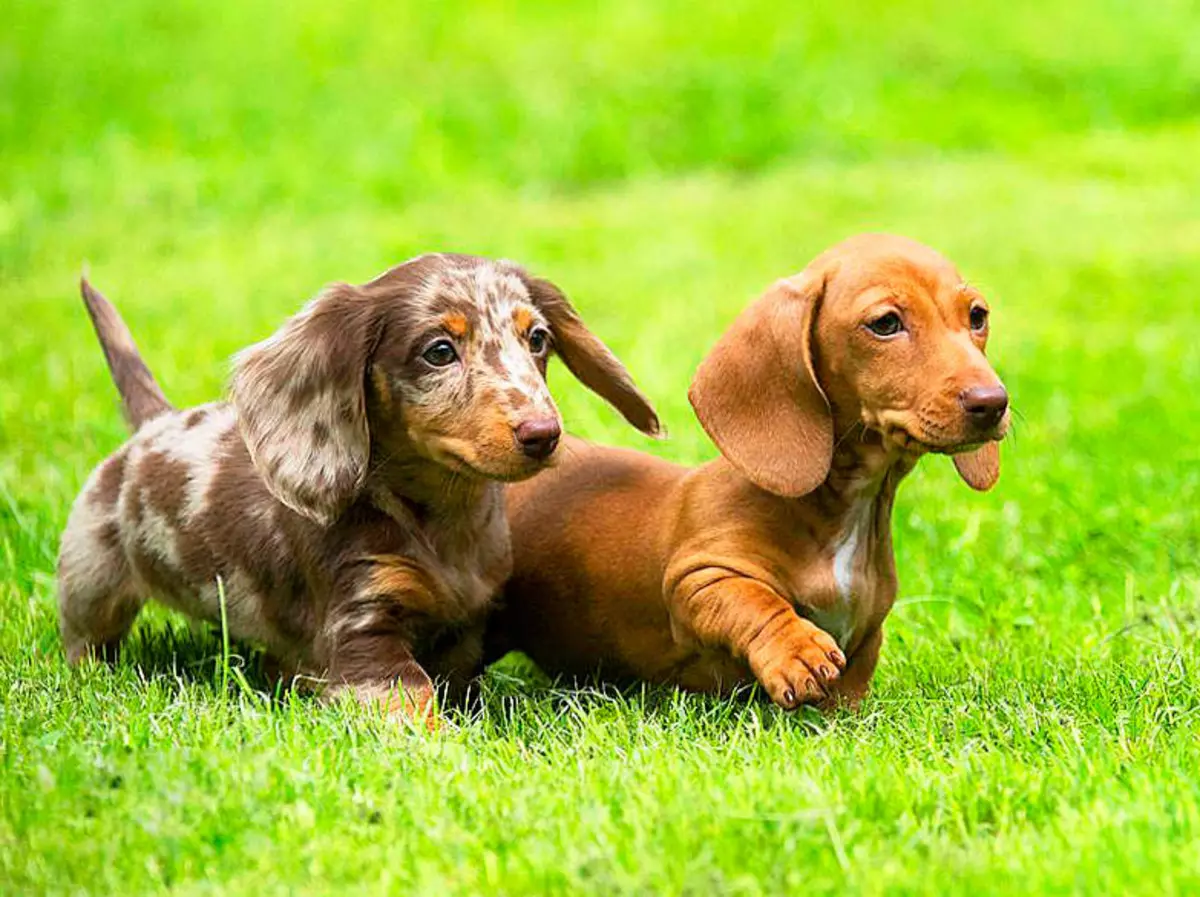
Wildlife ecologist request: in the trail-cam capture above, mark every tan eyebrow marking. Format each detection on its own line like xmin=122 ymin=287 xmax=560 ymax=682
xmin=442 ymin=313 xmax=469 ymax=338
xmin=513 ymin=306 xmax=535 ymax=334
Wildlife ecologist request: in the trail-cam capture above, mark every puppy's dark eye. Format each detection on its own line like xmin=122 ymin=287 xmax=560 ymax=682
xmin=529 ymin=326 xmax=550 ymax=356
xmin=422 ymin=339 xmax=459 ymax=367
xmin=866 ymin=312 xmax=905 ymax=337
xmin=970 ymin=306 xmax=989 ymax=332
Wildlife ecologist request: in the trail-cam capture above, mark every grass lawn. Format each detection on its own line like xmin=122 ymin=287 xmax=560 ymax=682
xmin=4 ymin=1 xmax=1200 ymax=893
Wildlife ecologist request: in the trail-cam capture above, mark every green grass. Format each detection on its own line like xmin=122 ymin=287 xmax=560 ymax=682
xmin=4 ymin=1 xmax=1200 ymax=893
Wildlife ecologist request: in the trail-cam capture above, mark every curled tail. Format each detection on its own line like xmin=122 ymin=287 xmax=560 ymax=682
xmin=79 ymin=277 xmax=173 ymax=430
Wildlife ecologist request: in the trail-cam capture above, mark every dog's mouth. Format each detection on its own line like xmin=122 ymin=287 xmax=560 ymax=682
xmin=881 ymin=419 xmax=1008 ymax=457
xmin=475 ymin=456 xmax=553 ymax=483
xmin=425 ymin=441 xmax=554 ymax=483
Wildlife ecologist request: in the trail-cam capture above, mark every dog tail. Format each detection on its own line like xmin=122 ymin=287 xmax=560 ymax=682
xmin=79 ymin=275 xmax=173 ymax=430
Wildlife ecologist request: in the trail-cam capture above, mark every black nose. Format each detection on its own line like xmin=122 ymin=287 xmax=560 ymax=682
xmin=960 ymin=386 xmax=1009 ymax=429
xmin=514 ymin=418 xmax=562 ymax=461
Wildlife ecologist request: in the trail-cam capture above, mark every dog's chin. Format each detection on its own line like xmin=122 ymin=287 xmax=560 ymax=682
xmin=444 ymin=451 xmax=550 ymax=483
xmin=874 ymin=409 xmax=1009 ymax=457
xmin=947 ymin=417 xmax=1010 ymax=455
xmin=417 ymin=435 xmax=551 ymax=482
xmin=897 ymin=430 xmax=1007 ymax=457
xmin=884 ymin=428 xmax=935 ymax=456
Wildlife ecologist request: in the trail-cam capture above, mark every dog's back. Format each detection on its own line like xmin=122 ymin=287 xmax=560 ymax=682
xmin=58 ymin=398 xmax=327 ymax=663
xmin=61 ymin=282 xmax=249 ymax=661
xmin=61 ymin=281 xmax=331 ymax=664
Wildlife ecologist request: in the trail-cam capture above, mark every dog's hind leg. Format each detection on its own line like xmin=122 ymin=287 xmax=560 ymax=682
xmin=57 ymin=476 xmax=144 ymax=665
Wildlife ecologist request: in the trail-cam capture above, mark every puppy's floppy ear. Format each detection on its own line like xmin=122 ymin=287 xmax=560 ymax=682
xmin=231 ymin=284 xmax=382 ymax=526
xmin=689 ymin=272 xmax=833 ymax=497
xmin=953 ymin=442 xmax=1000 ymax=491
xmin=522 ymin=274 xmax=662 ymax=437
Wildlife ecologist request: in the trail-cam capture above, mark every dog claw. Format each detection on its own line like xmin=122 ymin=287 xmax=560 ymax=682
xmin=750 ymin=616 xmax=843 ymax=709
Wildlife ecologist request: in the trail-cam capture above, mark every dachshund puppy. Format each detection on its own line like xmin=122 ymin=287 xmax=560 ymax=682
xmin=491 ymin=234 xmax=1008 ymax=710
xmin=58 ymin=254 xmax=660 ymax=723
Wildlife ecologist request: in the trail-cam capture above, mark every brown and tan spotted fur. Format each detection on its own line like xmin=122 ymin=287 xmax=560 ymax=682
xmin=489 ymin=234 xmax=1009 ymax=711
xmin=58 ymin=254 xmax=660 ymax=725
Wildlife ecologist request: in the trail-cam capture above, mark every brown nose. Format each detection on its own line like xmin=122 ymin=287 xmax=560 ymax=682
xmin=961 ymin=386 xmax=1009 ymax=429
xmin=514 ymin=418 xmax=561 ymax=461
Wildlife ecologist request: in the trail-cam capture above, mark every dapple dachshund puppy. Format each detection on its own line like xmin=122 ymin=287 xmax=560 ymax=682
xmin=491 ymin=234 xmax=1008 ymax=710
xmin=58 ymin=254 xmax=660 ymax=724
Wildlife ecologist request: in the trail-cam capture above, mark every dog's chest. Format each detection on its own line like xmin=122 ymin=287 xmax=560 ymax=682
xmin=369 ymin=486 xmax=510 ymax=624
xmin=809 ymin=521 xmax=869 ymax=649
xmin=796 ymin=499 xmax=892 ymax=652
xmin=419 ymin=512 xmax=511 ymax=623
xmin=435 ymin=546 xmax=506 ymax=620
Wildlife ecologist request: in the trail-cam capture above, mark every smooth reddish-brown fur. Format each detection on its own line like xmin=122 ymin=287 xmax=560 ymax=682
xmin=58 ymin=254 xmax=659 ymax=725
xmin=491 ymin=234 xmax=1008 ymax=710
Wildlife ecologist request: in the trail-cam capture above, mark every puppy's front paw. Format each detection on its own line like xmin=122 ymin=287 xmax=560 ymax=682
xmin=329 ymin=677 xmax=439 ymax=731
xmin=376 ymin=682 xmax=439 ymax=730
xmin=750 ymin=618 xmax=845 ymax=710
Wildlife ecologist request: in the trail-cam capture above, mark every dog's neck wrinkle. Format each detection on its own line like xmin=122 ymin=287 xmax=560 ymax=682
xmin=816 ymin=431 xmax=910 ymax=536
xmin=368 ymin=453 xmax=494 ymax=525
xmin=363 ymin=457 xmax=510 ymax=623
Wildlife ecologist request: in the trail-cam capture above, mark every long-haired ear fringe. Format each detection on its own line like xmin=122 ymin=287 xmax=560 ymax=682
xmin=231 ymin=285 xmax=377 ymax=525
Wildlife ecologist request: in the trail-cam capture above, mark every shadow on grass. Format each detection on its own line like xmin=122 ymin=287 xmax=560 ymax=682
xmin=109 ymin=617 xmax=835 ymax=737
xmin=466 ymin=651 xmax=837 ymax=738
xmin=116 ymin=616 xmax=308 ymax=705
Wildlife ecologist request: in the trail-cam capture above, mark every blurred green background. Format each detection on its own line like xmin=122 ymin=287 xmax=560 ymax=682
xmin=4 ymin=2 xmax=1200 ymax=894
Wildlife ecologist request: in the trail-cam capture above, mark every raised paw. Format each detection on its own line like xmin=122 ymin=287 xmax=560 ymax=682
xmin=750 ymin=617 xmax=846 ymax=710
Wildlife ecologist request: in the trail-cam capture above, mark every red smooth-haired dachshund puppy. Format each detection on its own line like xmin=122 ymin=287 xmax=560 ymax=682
xmin=490 ymin=234 xmax=1008 ymax=710
xmin=58 ymin=254 xmax=659 ymax=725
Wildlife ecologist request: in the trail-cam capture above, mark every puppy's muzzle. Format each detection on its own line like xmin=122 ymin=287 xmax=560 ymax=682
xmin=514 ymin=417 xmax=562 ymax=461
